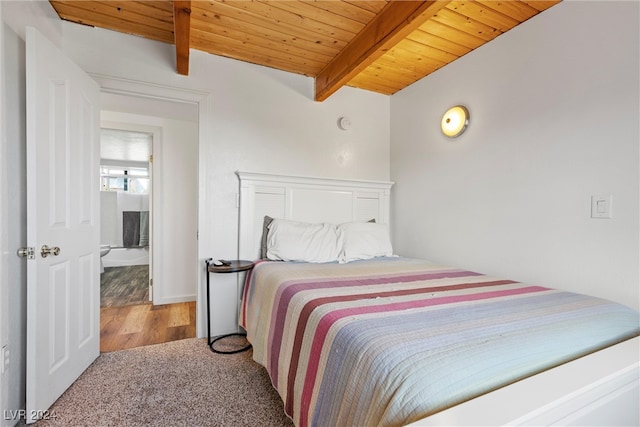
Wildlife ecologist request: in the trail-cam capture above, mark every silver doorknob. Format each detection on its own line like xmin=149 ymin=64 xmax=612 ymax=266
xmin=17 ymin=247 xmax=35 ymax=259
xmin=41 ymin=245 xmax=60 ymax=258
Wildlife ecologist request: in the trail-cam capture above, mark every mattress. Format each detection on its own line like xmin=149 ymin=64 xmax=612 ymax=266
xmin=240 ymin=257 xmax=640 ymax=427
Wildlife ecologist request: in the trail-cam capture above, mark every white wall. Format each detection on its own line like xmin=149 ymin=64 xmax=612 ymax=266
xmin=59 ymin=18 xmax=390 ymax=334
xmin=391 ymin=1 xmax=639 ymax=310
xmin=102 ymin=110 xmax=198 ymax=304
xmin=0 ymin=4 xmax=6 ymax=423
xmin=0 ymin=31 xmax=25 ymax=421
xmin=0 ymin=1 xmax=63 ymax=424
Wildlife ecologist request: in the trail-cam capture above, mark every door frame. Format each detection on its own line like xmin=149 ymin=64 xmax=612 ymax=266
xmin=91 ymin=74 xmax=210 ymax=339
xmin=99 ymin=122 xmax=159 ymax=304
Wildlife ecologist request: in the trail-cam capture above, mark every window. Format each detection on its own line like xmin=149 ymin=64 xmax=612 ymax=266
xmin=100 ymin=128 xmax=152 ymax=194
xmin=100 ymin=166 xmax=149 ymax=194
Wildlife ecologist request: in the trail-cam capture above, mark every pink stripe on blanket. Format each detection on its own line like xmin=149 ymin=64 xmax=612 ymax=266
xmin=240 ymin=260 xmax=266 ymax=327
xmin=298 ymin=285 xmax=549 ymax=427
xmin=284 ymin=279 xmax=516 ymax=418
xmin=268 ymin=269 xmax=481 ymax=387
xmin=268 ymin=268 xmax=471 ymax=335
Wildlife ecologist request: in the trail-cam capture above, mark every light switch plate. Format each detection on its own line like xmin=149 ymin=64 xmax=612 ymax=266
xmin=591 ymin=195 xmax=612 ymax=219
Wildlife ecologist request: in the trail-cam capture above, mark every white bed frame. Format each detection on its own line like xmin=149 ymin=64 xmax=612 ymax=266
xmin=236 ymin=171 xmax=639 ymax=426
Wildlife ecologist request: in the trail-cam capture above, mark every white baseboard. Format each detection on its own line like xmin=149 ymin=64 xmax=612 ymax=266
xmin=153 ymin=295 xmax=196 ymax=305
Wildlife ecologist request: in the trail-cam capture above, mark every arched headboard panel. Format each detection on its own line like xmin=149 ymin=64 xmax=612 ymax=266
xmin=236 ymin=171 xmax=394 ymax=260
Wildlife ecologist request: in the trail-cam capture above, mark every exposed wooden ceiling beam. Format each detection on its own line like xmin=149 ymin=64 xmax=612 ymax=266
xmin=314 ymin=1 xmax=449 ymax=102
xmin=173 ymin=0 xmax=191 ymax=75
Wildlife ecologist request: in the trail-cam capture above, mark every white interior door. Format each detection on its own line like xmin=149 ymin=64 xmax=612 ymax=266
xmin=25 ymin=27 xmax=100 ymax=424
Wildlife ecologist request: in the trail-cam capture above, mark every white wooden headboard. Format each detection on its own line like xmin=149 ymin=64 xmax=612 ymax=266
xmin=237 ymin=171 xmax=394 ymax=260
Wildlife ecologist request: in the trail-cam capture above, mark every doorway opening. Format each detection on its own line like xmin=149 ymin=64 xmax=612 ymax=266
xmin=97 ymin=90 xmax=200 ymax=353
xmin=99 ymin=128 xmax=152 ymax=309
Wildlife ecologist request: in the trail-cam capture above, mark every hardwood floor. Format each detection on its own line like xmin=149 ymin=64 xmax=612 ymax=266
xmin=100 ymin=301 xmax=196 ymax=352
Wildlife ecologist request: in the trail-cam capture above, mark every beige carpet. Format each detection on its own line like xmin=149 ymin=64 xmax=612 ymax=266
xmin=34 ymin=337 xmax=294 ymax=427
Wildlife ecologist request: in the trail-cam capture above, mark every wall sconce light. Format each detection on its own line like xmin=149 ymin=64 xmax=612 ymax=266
xmin=441 ymin=105 xmax=469 ymax=138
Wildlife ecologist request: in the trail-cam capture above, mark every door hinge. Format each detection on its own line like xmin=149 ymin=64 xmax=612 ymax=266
xmin=149 ymin=278 xmax=153 ymax=300
xmin=149 ymin=154 xmax=153 ymax=163
xmin=17 ymin=247 xmax=35 ymax=259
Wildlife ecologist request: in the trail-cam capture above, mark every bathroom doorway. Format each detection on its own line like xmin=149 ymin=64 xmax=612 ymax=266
xmin=99 ymin=128 xmax=153 ymax=308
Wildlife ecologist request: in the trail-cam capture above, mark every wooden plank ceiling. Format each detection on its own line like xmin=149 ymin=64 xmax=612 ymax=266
xmin=49 ymin=0 xmax=560 ymax=101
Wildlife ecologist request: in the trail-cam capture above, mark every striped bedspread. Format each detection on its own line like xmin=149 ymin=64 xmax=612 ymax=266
xmin=240 ymin=257 xmax=640 ymax=427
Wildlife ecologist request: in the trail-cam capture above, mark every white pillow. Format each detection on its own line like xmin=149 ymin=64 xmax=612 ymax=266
xmin=266 ymin=218 xmax=342 ymax=263
xmin=338 ymin=222 xmax=393 ymax=263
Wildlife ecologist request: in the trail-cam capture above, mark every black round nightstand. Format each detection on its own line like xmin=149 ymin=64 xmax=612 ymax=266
xmin=205 ymin=259 xmax=255 ymax=354
xmin=207 ymin=260 xmax=254 ymax=274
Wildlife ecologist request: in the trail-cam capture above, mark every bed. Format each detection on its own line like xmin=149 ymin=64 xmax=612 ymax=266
xmin=236 ymin=171 xmax=640 ymax=427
